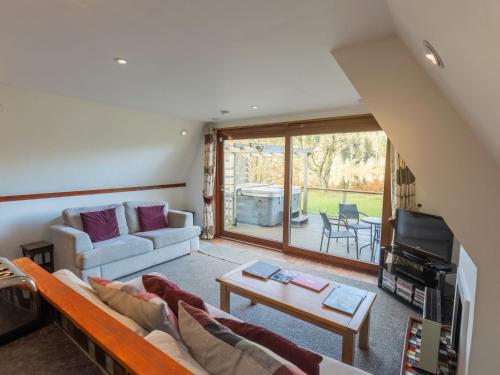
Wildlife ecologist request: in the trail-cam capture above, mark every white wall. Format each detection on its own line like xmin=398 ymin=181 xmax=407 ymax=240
xmin=333 ymin=35 xmax=500 ymax=374
xmin=0 ymin=84 xmax=203 ymax=259
xmin=456 ymin=246 xmax=477 ymax=375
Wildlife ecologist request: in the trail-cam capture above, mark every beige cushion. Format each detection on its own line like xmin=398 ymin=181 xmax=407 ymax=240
xmin=319 ymin=356 xmax=371 ymax=375
xmin=88 ymin=277 xmax=179 ymax=340
xmin=145 ymin=330 xmax=209 ymax=375
xmin=178 ymin=302 xmax=305 ymax=375
xmin=76 ymin=235 xmax=153 ymax=269
xmin=53 ymin=269 xmax=148 ymax=336
xmin=134 ymin=227 xmax=201 ymax=249
xmin=124 ymin=201 xmax=169 ymax=233
xmin=62 ymin=204 xmax=129 ymax=235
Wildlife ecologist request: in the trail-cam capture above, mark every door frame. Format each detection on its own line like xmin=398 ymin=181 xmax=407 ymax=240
xmin=215 ymin=114 xmax=390 ymax=273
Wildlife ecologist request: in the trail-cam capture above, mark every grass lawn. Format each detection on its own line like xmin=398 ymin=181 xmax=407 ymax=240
xmin=305 ymin=190 xmax=383 ymax=217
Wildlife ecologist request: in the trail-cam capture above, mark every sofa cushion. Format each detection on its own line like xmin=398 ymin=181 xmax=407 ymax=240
xmin=53 ymin=269 xmax=148 ymax=336
xmin=81 ymin=208 xmax=120 ymax=243
xmin=142 ymin=274 xmax=207 ymax=317
xmin=216 ymin=318 xmax=322 ymax=375
xmin=178 ymin=301 xmax=306 ymax=375
xmin=145 ymin=330 xmax=209 ymax=375
xmin=63 ymin=204 xmax=129 ymax=235
xmin=138 ymin=205 xmax=168 ymax=232
xmin=76 ymin=235 xmax=153 ymax=269
xmin=88 ymin=276 xmax=179 ymax=340
xmin=124 ymin=201 xmax=169 ymax=234
xmin=134 ymin=227 xmax=201 ymax=249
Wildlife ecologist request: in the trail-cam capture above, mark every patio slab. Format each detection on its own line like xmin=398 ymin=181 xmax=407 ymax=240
xmin=226 ymin=213 xmax=380 ymax=264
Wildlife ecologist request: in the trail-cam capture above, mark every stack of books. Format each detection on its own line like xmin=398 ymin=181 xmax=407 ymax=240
xmin=382 ymin=269 xmax=396 ymax=293
xmin=413 ymin=287 xmax=425 ymax=309
xmin=396 ymin=278 xmax=414 ymax=303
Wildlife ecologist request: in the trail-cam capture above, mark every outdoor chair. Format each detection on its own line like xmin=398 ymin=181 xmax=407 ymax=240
xmin=338 ymin=203 xmax=373 ymax=260
xmin=319 ymin=211 xmax=358 ymax=257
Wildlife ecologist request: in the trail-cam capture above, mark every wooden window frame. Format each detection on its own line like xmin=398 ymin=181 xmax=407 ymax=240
xmin=215 ymin=114 xmax=391 ymax=274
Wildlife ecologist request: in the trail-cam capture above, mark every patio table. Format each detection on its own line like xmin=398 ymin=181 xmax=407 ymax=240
xmin=360 ymin=216 xmax=381 ymax=262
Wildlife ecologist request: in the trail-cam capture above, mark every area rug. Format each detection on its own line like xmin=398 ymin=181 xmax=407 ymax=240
xmin=121 ymin=250 xmax=415 ymax=375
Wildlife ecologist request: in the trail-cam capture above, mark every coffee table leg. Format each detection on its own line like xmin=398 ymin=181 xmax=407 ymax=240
xmin=341 ymin=333 xmax=355 ymax=365
xmin=359 ymin=312 xmax=370 ymax=349
xmin=249 ymin=299 xmax=257 ymax=305
xmin=220 ymin=284 xmax=230 ymax=313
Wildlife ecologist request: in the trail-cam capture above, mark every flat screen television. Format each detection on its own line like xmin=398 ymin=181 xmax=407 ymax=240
xmin=394 ymin=209 xmax=454 ymax=264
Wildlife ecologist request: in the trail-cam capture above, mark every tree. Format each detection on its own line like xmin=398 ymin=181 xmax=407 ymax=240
xmin=307 ymin=134 xmax=337 ymax=188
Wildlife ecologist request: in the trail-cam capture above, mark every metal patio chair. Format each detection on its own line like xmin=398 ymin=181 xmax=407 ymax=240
xmin=319 ymin=211 xmax=358 ymax=257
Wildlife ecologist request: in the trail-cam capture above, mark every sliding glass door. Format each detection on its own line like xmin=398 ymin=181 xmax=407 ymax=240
xmin=220 ymin=137 xmax=286 ymax=245
xmin=288 ymin=131 xmax=387 ymax=264
xmin=216 ymin=115 xmax=389 ymax=269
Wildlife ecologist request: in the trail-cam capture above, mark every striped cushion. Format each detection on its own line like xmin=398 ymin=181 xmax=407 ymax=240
xmin=88 ymin=277 xmax=178 ymax=340
xmin=178 ymin=301 xmax=306 ymax=375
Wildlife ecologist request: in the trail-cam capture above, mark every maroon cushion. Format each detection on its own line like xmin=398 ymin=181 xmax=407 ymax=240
xmin=216 ymin=318 xmax=322 ymax=375
xmin=80 ymin=208 xmax=120 ymax=243
xmin=137 ymin=205 xmax=167 ymax=232
xmin=142 ymin=274 xmax=207 ymax=317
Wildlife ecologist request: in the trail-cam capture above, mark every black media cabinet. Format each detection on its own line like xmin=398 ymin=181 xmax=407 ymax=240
xmin=378 ymin=245 xmax=457 ymax=315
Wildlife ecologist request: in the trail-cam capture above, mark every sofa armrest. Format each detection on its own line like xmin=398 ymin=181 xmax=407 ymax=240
xmin=50 ymin=225 xmax=93 ymax=273
xmin=167 ymin=210 xmax=193 ymax=228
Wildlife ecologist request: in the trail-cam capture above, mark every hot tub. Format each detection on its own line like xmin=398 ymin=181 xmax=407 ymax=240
xmin=235 ymin=184 xmax=301 ymax=227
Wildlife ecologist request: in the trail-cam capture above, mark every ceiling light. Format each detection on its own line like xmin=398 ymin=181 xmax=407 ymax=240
xmin=251 ymin=105 xmax=258 ymax=110
xmin=423 ymin=40 xmax=444 ymax=68
xmin=114 ymin=57 xmax=128 ymax=65
xmin=180 ymin=129 xmax=187 ymax=136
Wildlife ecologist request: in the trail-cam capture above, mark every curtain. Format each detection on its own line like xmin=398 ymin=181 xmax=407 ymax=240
xmin=201 ymin=128 xmax=217 ymax=239
xmin=390 ymin=143 xmax=416 ymax=214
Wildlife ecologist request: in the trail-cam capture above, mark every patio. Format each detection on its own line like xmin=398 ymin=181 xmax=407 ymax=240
xmin=225 ymin=213 xmax=380 ymax=264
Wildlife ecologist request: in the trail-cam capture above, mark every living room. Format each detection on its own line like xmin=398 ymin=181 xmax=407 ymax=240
xmin=0 ymin=1 xmax=498 ymax=375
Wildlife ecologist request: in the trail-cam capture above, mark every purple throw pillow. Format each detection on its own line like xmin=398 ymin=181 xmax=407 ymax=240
xmin=80 ymin=208 xmax=120 ymax=243
xmin=138 ymin=205 xmax=167 ymax=232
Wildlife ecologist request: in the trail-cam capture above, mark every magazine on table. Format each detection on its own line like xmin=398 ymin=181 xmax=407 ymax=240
xmin=242 ymin=261 xmax=281 ymax=279
xmin=270 ymin=269 xmax=300 ymax=284
xmin=322 ymin=284 xmax=367 ymax=315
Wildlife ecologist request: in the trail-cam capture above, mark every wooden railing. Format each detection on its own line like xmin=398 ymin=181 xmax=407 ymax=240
xmin=306 ymin=187 xmax=383 ymax=195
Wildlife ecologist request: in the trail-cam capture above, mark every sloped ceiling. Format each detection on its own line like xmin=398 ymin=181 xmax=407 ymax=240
xmin=0 ymin=0 xmax=394 ymax=121
xmin=386 ymin=0 xmax=500 ymax=166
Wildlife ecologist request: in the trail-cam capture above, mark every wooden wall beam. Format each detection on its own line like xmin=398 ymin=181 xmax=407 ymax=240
xmin=0 ymin=183 xmax=186 ymax=202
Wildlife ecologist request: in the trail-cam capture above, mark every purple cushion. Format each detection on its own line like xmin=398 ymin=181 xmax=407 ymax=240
xmin=80 ymin=208 xmax=120 ymax=243
xmin=138 ymin=205 xmax=167 ymax=232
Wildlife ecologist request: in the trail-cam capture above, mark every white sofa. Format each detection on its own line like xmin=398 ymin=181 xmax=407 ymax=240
xmin=50 ymin=201 xmax=200 ymax=280
xmin=53 ymin=269 xmax=371 ymax=375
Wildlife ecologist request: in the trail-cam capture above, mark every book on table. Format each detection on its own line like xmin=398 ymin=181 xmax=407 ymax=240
xmin=291 ymin=274 xmax=330 ymax=292
xmin=242 ymin=261 xmax=281 ymax=279
xmin=323 ymin=284 xmax=368 ymax=315
xmin=270 ymin=269 xmax=300 ymax=284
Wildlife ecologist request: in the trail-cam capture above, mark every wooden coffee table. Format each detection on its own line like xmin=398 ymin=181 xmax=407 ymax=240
xmin=216 ymin=260 xmax=377 ymax=365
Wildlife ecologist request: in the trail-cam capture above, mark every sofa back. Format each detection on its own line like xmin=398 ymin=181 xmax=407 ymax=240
xmin=124 ymin=201 xmax=169 ymax=233
xmin=62 ymin=203 xmax=129 ymax=235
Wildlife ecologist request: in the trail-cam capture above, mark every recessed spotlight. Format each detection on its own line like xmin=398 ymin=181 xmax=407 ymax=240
xmin=180 ymin=129 xmax=187 ymax=136
xmin=251 ymin=105 xmax=258 ymax=110
xmin=423 ymin=40 xmax=444 ymax=68
xmin=114 ymin=57 xmax=128 ymax=65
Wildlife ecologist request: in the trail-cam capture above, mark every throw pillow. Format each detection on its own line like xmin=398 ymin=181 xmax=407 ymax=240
xmin=215 ymin=318 xmax=322 ymax=375
xmin=137 ymin=205 xmax=168 ymax=232
xmin=178 ymin=301 xmax=306 ymax=375
xmin=145 ymin=330 xmax=209 ymax=375
xmin=80 ymin=208 xmax=120 ymax=243
xmin=88 ymin=277 xmax=179 ymax=340
xmin=142 ymin=274 xmax=207 ymax=316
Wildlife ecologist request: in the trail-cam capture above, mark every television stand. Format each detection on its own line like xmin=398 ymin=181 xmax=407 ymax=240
xmin=378 ymin=245 xmax=456 ymax=314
